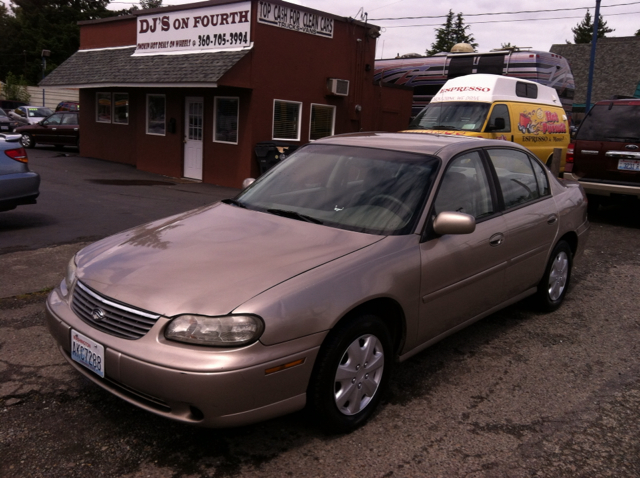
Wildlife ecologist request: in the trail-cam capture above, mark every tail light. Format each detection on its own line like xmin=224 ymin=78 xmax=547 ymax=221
xmin=4 ymin=147 xmax=28 ymax=163
xmin=565 ymin=143 xmax=574 ymax=173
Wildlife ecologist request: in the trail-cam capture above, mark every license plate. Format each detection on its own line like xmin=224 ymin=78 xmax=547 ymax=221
xmin=71 ymin=330 xmax=105 ymax=378
xmin=618 ymin=159 xmax=640 ymax=171
xmin=0 ymin=126 xmax=8 ymax=131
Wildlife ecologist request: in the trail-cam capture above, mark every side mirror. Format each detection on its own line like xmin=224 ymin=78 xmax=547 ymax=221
xmin=433 ymin=211 xmax=476 ymax=235
xmin=494 ymin=117 xmax=505 ymax=130
xmin=242 ymin=178 xmax=256 ymax=189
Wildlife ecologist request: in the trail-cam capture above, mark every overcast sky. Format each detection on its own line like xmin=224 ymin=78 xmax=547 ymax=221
xmin=122 ymin=0 xmax=638 ymax=58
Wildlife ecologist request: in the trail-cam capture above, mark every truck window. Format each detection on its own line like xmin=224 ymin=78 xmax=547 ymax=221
xmin=485 ymin=104 xmax=511 ymax=132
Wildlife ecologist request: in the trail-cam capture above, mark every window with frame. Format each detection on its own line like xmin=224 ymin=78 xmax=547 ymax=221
xmin=96 ymin=92 xmax=111 ymax=123
xmin=309 ymin=104 xmax=335 ymax=140
xmin=214 ymin=97 xmax=239 ymax=144
xmin=487 ymin=148 xmax=547 ymax=208
xmin=147 ymin=94 xmax=166 ymax=136
xmin=113 ymin=93 xmax=129 ymax=125
xmin=273 ymin=100 xmax=301 ymax=141
xmin=485 ymin=104 xmax=511 ymax=132
xmin=434 ymin=151 xmax=494 ymax=219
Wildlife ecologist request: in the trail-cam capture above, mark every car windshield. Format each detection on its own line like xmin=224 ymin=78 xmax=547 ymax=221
xmin=408 ymin=102 xmax=491 ymax=132
xmin=0 ymin=108 xmax=7 ymax=117
xmin=236 ymin=144 xmax=438 ymax=235
xmin=27 ymin=107 xmax=53 ymax=118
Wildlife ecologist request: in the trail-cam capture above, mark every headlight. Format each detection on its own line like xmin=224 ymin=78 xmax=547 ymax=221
xmin=165 ymin=314 xmax=264 ymax=346
xmin=61 ymin=256 xmax=77 ymax=296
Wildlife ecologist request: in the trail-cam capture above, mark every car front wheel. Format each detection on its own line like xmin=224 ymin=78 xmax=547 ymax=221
xmin=534 ymin=240 xmax=573 ymax=312
xmin=308 ymin=314 xmax=392 ymax=433
xmin=21 ymin=133 xmax=35 ymax=148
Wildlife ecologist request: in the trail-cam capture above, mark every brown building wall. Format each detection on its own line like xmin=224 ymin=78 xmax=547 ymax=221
xmin=80 ymin=18 xmax=137 ymax=50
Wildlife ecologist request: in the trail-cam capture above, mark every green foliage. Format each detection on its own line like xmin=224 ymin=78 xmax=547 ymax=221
xmin=0 ymin=0 xmax=124 ymax=85
xmin=427 ymin=10 xmax=478 ymax=56
xmin=1 ymin=72 xmax=31 ymax=102
xmin=140 ymin=0 xmax=162 ymax=9
xmin=571 ymin=9 xmax=614 ymax=44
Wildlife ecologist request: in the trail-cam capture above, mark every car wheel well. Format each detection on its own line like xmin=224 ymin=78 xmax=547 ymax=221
xmin=558 ymin=231 xmax=578 ymax=256
xmin=338 ymin=298 xmax=406 ymax=357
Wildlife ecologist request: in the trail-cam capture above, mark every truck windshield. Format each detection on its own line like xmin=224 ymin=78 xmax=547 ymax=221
xmin=408 ymin=102 xmax=491 ymax=132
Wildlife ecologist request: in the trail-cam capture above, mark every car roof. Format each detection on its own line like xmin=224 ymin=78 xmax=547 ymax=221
xmin=313 ymin=131 xmax=531 ymax=158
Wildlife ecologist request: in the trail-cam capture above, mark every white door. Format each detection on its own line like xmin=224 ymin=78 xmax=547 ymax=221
xmin=184 ymin=97 xmax=204 ymax=180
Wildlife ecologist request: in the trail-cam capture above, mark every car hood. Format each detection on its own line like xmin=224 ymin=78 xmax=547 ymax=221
xmin=76 ymin=203 xmax=383 ymax=317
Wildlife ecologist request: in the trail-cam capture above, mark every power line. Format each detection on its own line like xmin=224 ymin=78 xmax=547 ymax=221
xmin=370 ymin=1 xmax=640 ymax=21
xmin=381 ymin=10 xmax=640 ymax=28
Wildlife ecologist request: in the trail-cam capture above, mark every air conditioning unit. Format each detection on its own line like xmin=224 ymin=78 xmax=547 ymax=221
xmin=327 ymin=78 xmax=349 ymax=96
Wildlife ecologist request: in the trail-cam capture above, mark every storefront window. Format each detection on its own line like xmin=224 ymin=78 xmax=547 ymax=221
xmin=113 ymin=93 xmax=129 ymax=125
xmin=214 ymin=97 xmax=239 ymax=144
xmin=96 ymin=92 xmax=111 ymax=123
xmin=147 ymin=94 xmax=166 ymax=135
xmin=309 ymin=104 xmax=335 ymax=140
xmin=273 ymin=100 xmax=301 ymax=141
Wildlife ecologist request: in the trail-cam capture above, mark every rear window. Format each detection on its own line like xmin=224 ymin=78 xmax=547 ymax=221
xmin=576 ymin=104 xmax=640 ymax=142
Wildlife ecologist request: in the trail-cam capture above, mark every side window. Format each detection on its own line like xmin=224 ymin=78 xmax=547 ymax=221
xmin=485 ymin=104 xmax=511 ymax=132
xmin=96 ymin=92 xmax=111 ymax=123
xmin=61 ymin=114 xmax=76 ymax=125
xmin=531 ymin=157 xmax=550 ymax=197
xmin=273 ymin=100 xmax=301 ymax=141
xmin=214 ymin=97 xmax=239 ymax=144
xmin=434 ymin=151 xmax=494 ymax=219
xmin=43 ymin=114 xmax=63 ymax=126
xmin=487 ymin=148 xmax=540 ymax=208
xmin=146 ymin=94 xmax=166 ymax=136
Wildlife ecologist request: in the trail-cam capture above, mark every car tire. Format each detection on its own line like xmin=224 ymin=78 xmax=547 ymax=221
xmin=533 ymin=240 xmax=573 ymax=312
xmin=307 ymin=314 xmax=392 ymax=433
xmin=21 ymin=134 xmax=35 ymax=148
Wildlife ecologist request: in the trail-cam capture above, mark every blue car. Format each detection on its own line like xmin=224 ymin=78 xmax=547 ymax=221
xmin=0 ymin=133 xmax=40 ymax=212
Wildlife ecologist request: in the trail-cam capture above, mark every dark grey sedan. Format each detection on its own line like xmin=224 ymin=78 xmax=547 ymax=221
xmin=0 ymin=133 xmax=40 ymax=212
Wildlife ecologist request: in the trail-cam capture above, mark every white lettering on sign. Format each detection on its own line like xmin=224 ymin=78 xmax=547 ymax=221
xmin=257 ymin=1 xmax=333 ymax=38
xmin=134 ymin=2 xmax=251 ymax=55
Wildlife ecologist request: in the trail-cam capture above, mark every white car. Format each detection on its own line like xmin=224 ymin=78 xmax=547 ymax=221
xmin=9 ymin=106 xmax=53 ymax=125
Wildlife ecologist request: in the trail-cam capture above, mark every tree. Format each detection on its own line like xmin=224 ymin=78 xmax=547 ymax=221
xmin=427 ymin=10 xmax=477 ymax=56
xmin=571 ymin=9 xmax=614 ymax=44
xmin=0 ymin=0 xmax=123 ymax=85
xmin=1 ymin=72 xmax=31 ymax=103
xmin=140 ymin=0 xmax=163 ymax=8
xmin=636 ymin=28 xmax=640 ymax=36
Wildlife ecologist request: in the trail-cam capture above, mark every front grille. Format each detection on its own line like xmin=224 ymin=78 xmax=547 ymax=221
xmin=71 ymin=281 xmax=161 ymax=339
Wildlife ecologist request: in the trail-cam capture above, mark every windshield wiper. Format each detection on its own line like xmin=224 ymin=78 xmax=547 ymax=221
xmin=267 ymin=208 xmax=323 ymax=224
xmin=221 ymin=198 xmax=247 ymax=208
xmin=430 ymin=125 xmax=460 ymax=131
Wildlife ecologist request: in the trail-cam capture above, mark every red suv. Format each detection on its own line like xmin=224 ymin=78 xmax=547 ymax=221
xmin=565 ymin=99 xmax=640 ymax=211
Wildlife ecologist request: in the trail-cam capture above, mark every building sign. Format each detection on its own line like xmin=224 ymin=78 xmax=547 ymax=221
xmin=134 ymin=2 xmax=251 ymax=55
xmin=257 ymin=2 xmax=333 ymax=39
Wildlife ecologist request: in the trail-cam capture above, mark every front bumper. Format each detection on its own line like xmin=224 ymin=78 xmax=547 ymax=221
xmin=45 ymin=285 xmax=325 ymax=427
xmin=564 ymin=173 xmax=640 ymax=199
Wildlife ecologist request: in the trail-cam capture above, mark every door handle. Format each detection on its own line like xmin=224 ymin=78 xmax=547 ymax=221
xmin=489 ymin=233 xmax=504 ymax=247
xmin=547 ymin=215 xmax=558 ymax=225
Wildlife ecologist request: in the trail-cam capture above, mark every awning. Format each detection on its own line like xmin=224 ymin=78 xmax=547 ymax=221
xmin=39 ymin=46 xmax=250 ymax=88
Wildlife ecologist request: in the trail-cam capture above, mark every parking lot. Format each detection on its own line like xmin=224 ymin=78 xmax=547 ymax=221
xmin=1 ymin=147 xmax=639 ymax=477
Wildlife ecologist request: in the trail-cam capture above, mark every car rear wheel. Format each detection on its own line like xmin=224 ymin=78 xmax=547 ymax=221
xmin=308 ymin=314 xmax=392 ymax=433
xmin=534 ymin=240 xmax=573 ymax=312
xmin=21 ymin=134 xmax=35 ymax=148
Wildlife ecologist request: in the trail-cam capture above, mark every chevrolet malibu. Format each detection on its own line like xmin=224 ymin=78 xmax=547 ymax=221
xmin=45 ymin=132 xmax=589 ymax=432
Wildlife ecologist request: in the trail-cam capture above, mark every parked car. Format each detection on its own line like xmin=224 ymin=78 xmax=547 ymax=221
xmin=9 ymin=105 xmax=54 ymax=125
xmin=55 ymin=101 xmax=79 ymax=112
xmin=0 ymin=107 xmax=19 ymax=133
xmin=45 ymin=132 xmax=589 ymax=432
xmin=15 ymin=111 xmax=79 ymax=149
xmin=0 ymin=133 xmax=40 ymax=212
xmin=564 ymin=98 xmax=640 ymax=211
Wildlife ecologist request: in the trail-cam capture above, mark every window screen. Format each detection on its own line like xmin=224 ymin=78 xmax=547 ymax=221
xmin=273 ymin=100 xmax=301 ymax=141
xmin=310 ymin=104 xmax=335 ymax=140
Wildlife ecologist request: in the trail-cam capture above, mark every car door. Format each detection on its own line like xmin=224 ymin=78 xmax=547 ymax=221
xmin=485 ymin=148 xmax=558 ymax=298
xmin=58 ymin=113 xmax=79 ymax=145
xmin=36 ymin=113 xmax=64 ymax=143
xmin=418 ymin=150 xmax=508 ymax=343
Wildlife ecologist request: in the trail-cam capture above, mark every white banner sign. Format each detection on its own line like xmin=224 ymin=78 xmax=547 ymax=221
xmin=257 ymin=1 xmax=333 ymax=39
xmin=135 ymin=2 xmax=252 ymax=55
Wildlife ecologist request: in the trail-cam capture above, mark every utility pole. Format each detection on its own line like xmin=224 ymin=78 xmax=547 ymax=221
xmin=585 ymin=0 xmax=601 ymax=113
